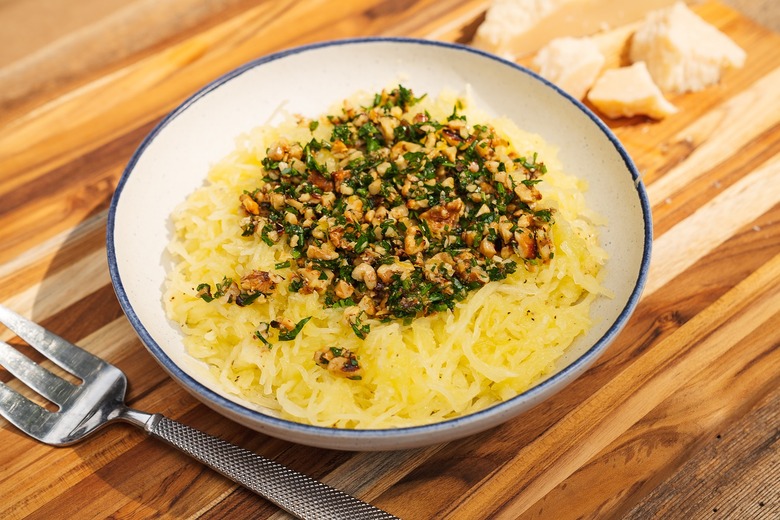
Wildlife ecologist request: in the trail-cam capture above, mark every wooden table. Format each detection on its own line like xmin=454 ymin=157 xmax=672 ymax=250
xmin=1 ymin=1 xmax=778 ymax=518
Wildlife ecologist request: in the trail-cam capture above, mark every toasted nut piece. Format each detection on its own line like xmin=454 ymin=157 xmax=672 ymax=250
xmin=320 ymin=192 xmax=336 ymax=209
xmin=331 ymin=140 xmax=349 ymax=156
xmin=475 ymin=204 xmax=490 ymax=217
xmin=328 ymin=226 xmax=345 ymax=248
xmin=404 ymin=226 xmax=428 ymax=255
xmin=462 ymin=230 xmax=477 ymax=247
xmin=314 ymin=348 xmax=363 ymax=379
xmin=379 ymin=116 xmax=399 ymax=142
xmin=240 ymin=270 xmax=283 ymax=294
xmin=327 ymin=356 xmax=362 ymax=377
xmin=446 ymin=199 xmax=464 ymax=213
xmin=423 ymin=252 xmax=456 ymax=286
xmin=447 ymin=118 xmax=466 ymax=130
xmin=298 ymin=267 xmax=334 ymax=294
xmin=239 ymin=194 xmax=260 ymax=215
xmin=516 ymin=213 xmax=533 ymax=228
xmin=390 ymin=141 xmax=422 ymax=160
xmin=390 ymin=205 xmax=408 ymax=220
xmin=274 ymin=317 xmax=296 ymax=331
xmin=376 ymin=261 xmax=415 ymax=283
xmin=442 ymin=128 xmax=464 ymax=147
xmin=351 ymin=262 xmax=377 ymax=290
xmin=514 ymin=183 xmax=542 ymax=204
xmin=498 ymin=220 xmax=514 ymax=243
xmin=466 ymin=266 xmax=490 ymax=285
xmin=376 ymin=161 xmax=392 ymax=176
xmin=344 ymin=196 xmax=364 ymax=223
xmin=341 ymin=305 xmax=362 ymax=326
xmin=288 ymin=143 xmax=303 ymax=160
xmin=485 ymin=160 xmax=500 ymax=174
xmin=353 ymin=113 xmax=369 ymax=127
xmin=267 ymin=140 xmax=289 ymax=161
xmin=221 ymin=281 xmax=241 ymax=303
xmin=333 ymin=169 xmax=352 ymax=191
xmin=406 ymin=198 xmax=429 ymax=210
xmin=368 ymin=178 xmax=382 ymax=195
xmin=269 ymin=192 xmax=285 ymax=211
xmin=411 ymin=112 xmax=427 ymax=123
xmin=453 ymin=251 xmax=475 ymax=276
xmin=357 ymin=295 xmax=376 ymax=316
xmin=290 ymin=158 xmax=306 ymax=174
xmin=479 ymin=238 xmax=497 ymax=259
xmin=514 ymin=230 xmax=537 ymax=259
xmin=475 ymin=139 xmax=493 ymax=159
xmin=420 ymin=199 xmax=463 ymax=237
xmin=306 ymin=242 xmax=339 ymax=260
xmin=308 ymin=170 xmax=333 ymax=191
xmin=334 ymin=279 xmax=355 ymax=299
xmin=441 ymin=145 xmax=457 ymax=163
xmin=479 ymin=181 xmax=496 ymax=195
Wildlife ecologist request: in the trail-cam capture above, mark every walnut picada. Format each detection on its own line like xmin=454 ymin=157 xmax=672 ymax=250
xmin=203 ymin=85 xmax=556 ymax=342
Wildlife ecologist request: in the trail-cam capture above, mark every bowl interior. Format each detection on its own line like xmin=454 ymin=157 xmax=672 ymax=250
xmin=108 ymin=38 xmax=650 ymax=450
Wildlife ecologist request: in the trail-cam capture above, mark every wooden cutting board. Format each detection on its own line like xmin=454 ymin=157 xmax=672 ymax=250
xmin=0 ymin=1 xmax=778 ymax=518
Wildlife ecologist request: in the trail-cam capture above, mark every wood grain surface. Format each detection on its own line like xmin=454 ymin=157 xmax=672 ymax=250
xmin=1 ymin=1 xmax=778 ymax=518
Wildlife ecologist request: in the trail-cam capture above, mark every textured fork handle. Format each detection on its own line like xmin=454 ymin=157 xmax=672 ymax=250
xmin=146 ymin=415 xmax=398 ymax=519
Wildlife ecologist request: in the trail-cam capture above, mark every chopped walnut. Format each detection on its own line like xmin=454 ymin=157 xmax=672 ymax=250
xmin=212 ymin=86 xmax=556 ymax=332
xmin=314 ymin=347 xmax=363 ymax=379
xmin=239 ymin=194 xmax=260 ymax=215
xmin=240 ymin=270 xmax=283 ymax=294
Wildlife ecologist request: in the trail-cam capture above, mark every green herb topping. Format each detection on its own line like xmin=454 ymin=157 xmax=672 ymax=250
xmin=204 ymin=85 xmax=555 ymax=342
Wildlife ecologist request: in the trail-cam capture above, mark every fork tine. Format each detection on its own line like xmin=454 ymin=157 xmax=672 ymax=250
xmin=0 ymin=305 xmax=107 ymax=379
xmin=0 ymin=381 xmax=51 ymax=439
xmin=0 ymin=340 xmax=76 ymax=406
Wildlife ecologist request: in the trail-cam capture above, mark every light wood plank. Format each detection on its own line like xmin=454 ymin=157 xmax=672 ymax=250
xmin=644 ymin=154 xmax=780 ymax=295
xmin=646 ymin=65 xmax=780 ymax=205
xmin=442 ymin=254 xmax=780 ymax=518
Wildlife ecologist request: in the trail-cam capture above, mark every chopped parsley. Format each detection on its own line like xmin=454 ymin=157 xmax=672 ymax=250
xmin=200 ymin=85 xmax=556 ymax=343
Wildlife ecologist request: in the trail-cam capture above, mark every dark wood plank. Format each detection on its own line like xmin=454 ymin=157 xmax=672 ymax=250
xmin=624 ymin=387 xmax=780 ymax=519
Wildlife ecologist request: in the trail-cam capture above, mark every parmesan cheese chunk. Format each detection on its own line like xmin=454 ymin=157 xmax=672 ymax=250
xmin=587 ymin=61 xmax=677 ymax=119
xmin=475 ymin=0 xmax=569 ymax=60
xmin=533 ymin=37 xmax=605 ymax=100
xmin=474 ymin=0 xmax=677 ymax=59
xmin=629 ymin=2 xmax=746 ymax=93
xmin=590 ymin=22 xmax=639 ymax=70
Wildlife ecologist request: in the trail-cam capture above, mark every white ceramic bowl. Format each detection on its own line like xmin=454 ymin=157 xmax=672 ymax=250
xmin=107 ymin=38 xmax=652 ymax=451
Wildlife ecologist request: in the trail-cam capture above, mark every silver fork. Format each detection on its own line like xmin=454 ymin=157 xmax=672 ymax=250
xmin=0 ymin=304 xmax=398 ymax=520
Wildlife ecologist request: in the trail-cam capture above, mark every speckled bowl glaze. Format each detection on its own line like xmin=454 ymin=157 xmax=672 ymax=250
xmin=107 ymin=38 xmax=652 ymax=451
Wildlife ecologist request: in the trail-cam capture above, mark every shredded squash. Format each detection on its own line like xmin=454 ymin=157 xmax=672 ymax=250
xmin=164 ymin=87 xmax=609 ymax=429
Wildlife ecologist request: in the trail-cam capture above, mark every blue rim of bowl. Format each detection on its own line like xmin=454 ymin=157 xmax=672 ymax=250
xmin=107 ymin=36 xmax=652 ymax=443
